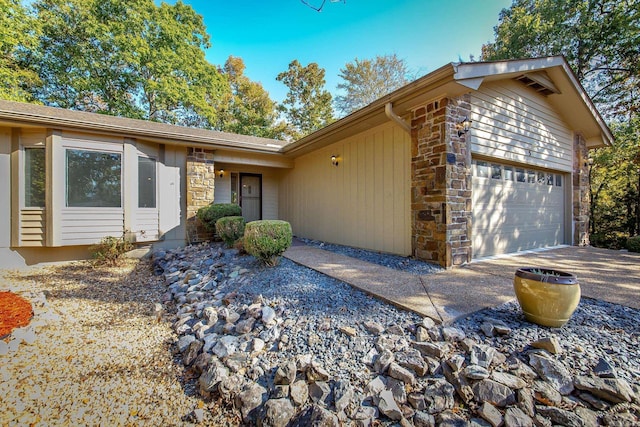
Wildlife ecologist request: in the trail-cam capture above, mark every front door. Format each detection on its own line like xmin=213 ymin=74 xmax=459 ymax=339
xmin=240 ymin=174 xmax=262 ymax=223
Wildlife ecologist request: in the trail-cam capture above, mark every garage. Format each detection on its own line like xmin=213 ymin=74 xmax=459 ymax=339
xmin=472 ymin=159 xmax=566 ymax=259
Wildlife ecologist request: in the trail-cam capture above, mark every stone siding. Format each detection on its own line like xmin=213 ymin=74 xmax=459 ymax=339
xmin=573 ymin=134 xmax=590 ymax=246
xmin=411 ymin=95 xmax=472 ymax=268
xmin=186 ymin=147 xmax=215 ymax=243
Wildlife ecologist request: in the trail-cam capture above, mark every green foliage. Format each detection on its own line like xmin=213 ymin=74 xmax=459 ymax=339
xmin=244 ymin=220 xmax=292 ymax=267
xmin=627 ymin=236 xmax=640 ymax=252
xmin=590 ymin=118 xmax=640 ymax=245
xmin=31 ymin=0 xmax=227 ymax=126
xmin=0 ymin=0 xmax=41 ymax=101
xmin=215 ymin=216 xmax=246 ymax=247
xmin=196 ymin=203 xmax=242 ymax=233
xmin=89 ymin=235 xmax=134 ymax=266
xmin=216 ymin=56 xmax=288 ymax=139
xmin=276 ymin=60 xmax=334 ymax=140
xmin=335 ymin=54 xmax=411 ymax=116
xmin=481 ymin=0 xmax=640 ymax=119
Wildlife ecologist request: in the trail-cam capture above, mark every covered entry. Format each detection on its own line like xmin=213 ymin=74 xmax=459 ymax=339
xmin=472 ymin=160 xmax=566 ymax=258
xmin=240 ymin=173 xmax=262 ymax=222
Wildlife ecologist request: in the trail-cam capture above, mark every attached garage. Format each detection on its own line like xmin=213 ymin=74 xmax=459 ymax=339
xmin=472 ymin=159 xmax=567 ymax=258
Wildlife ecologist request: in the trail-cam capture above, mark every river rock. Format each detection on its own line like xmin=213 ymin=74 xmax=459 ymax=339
xmin=573 ymin=375 xmax=635 ymax=403
xmin=528 ymin=352 xmax=574 ymax=395
xmin=503 ymin=406 xmax=532 ymax=427
xmin=472 ymin=379 xmax=516 ymax=407
xmin=423 ymin=378 xmax=455 ymax=414
xmin=259 ymin=398 xmax=295 ymax=427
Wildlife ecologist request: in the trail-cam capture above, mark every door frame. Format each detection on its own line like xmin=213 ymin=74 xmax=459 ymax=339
xmin=239 ymin=173 xmax=262 ymax=221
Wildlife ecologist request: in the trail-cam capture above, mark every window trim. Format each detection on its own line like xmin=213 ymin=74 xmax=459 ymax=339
xmin=64 ymin=147 xmax=123 ymax=208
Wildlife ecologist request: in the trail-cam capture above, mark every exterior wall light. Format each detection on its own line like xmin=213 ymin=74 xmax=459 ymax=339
xmin=456 ymin=116 xmax=472 ymax=137
xmin=331 ymin=155 xmax=339 ymax=167
xmin=218 ymin=169 xmax=224 ymax=178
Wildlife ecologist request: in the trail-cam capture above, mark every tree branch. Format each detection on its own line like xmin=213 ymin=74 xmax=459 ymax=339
xmin=300 ymin=0 xmax=345 ymax=12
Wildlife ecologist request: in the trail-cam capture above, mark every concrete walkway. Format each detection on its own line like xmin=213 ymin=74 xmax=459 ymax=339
xmin=284 ymin=244 xmax=640 ymax=324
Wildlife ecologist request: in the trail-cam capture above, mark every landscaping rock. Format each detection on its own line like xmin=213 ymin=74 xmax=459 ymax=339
xmin=472 ymin=379 xmax=516 ymax=407
xmin=259 ymin=398 xmax=295 ymax=427
xmin=528 ymin=352 xmax=574 ymax=395
xmin=423 ymin=378 xmax=455 ymax=414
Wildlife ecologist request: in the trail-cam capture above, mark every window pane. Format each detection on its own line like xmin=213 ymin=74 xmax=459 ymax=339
xmin=231 ymin=172 xmax=238 ymax=204
xmin=516 ymin=168 xmax=526 ymax=183
xmin=527 ymin=170 xmax=536 ymax=183
xmin=504 ymin=166 xmax=514 ymax=181
xmin=555 ymin=174 xmax=562 ymax=187
xmin=24 ymin=148 xmax=45 ymax=207
xmin=546 ymin=173 xmax=554 ymax=185
xmin=475 ymin=161 xmax=488 ymax=178
xmin=537 ymin=171 xmax=546 ymax=184
xmin=138 ymin=157 xmax=156 ymax=208
xmin=66 ymin=149 xmax=121 ymax=207
xmin=491 ymin=164 xmax=502 ymax=180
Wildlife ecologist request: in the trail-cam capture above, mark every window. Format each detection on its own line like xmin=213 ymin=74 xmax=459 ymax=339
xmin=537 ymin=171 xmax=546 ymax=184
xmin=555 ymin=174 xmax=562 ymax=187
xmin=138 ymin=157 xmax=156 ymax=208
xmin=475 ymin=161 xmax=489 ymax=178
xmin=491 ymin=164 xmax=502 ymax=180
xmin=231 ymin=172 xmax=239 ymax=204
xmin=24 ymin=148 xmax=45 ymax=207
xmin=66 ymin=149 xmax=121 ymax=207
xmin=546 ymin=173 xmax=554 ymax=185
xmin=527 ymin=170 xmax=536 ymax=184
xmin=504 ymin=166 xmax=514 ymax=181
xmin=516 ymin=168 xmax=526 ymax=183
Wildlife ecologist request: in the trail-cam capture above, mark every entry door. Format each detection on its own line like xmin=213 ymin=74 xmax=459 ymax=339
xmin=240 ymin=174 xmax=262 ymax=223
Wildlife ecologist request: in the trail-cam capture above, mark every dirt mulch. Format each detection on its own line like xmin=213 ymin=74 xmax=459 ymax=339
xmin=0 ymin=259 xmax=236 ymax=426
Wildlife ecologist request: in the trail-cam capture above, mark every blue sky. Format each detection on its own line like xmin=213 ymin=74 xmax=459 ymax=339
xmin=164 ymin=0 xmax=512 ymax=103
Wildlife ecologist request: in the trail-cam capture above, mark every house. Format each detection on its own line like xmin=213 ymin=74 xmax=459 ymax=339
xmin=0 ymin=56 xmax=612 ymax=268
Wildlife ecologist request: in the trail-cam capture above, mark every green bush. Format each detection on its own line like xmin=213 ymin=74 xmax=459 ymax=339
xmin=591 ymin=231 xmax=629 ymax=250
xmin=196 ymin=203 xmax=242 ymax=233
xmin=89 ymin=236 xmax=134 ymax=266
xmin=244 ymin=220 xmax=292 ymax=266
xmin=215 ymin=216 xmax=246 ymax=247
xmin=627 ymin=236 xmax=640 ymax=253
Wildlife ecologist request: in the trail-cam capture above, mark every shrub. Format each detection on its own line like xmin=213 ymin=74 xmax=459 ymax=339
xmin=244 ymin=220 xmax=292 ymax=267
xmin=89 ymin=236 xmax=134 ymax=266
xmin=627 ymin=236 xmax=640 ymax=253
xmin=215 ymin=216 xmax=246 ymax=247
xmin=196 ymin=203 xmax=242 ymax=233
xmin=233 ymin=236 xmax=247 ymax=255
xmin=591 ymin=231 xmax=629 ymax=250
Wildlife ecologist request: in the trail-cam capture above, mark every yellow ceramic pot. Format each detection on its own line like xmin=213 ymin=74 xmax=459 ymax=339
xmin=513 ymin=267 xmax=580 ymax=328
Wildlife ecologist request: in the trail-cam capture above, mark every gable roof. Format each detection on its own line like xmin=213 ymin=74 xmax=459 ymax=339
xmin=0 ymin=99 xmax=287 ymax=153
xmin=283 ymin=56 xmax=613 ymax=157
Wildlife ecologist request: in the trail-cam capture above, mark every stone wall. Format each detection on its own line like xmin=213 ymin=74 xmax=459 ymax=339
xmin=186 ymin=147 xmax=215 ymax=243
xmin=411 ymin=95 xmax=473 ymax=268
xmin=573 ymin=134 xmax=590 ymax=246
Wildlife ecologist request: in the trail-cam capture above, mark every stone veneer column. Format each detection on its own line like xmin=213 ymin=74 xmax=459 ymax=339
xmin=573 ymin=133 xmax=590 ymax=246
xmin=411 ymin=95 xmax=473 ymax=268
xmin=186 ymin=147 xmax=216 ymax=243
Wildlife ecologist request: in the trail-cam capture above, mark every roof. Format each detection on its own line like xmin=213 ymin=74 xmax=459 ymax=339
xmin=0 ymin=100 xmax=287 ymax=153
xmin=284 ymin=56 xmax=613 ymax=157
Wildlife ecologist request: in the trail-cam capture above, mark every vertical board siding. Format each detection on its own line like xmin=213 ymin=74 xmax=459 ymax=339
xmin=20 ymin=209 xmax=46 ymax=246
xmin=279 ymin=121 xmax=411 ymax=256
xmin=60 ymin=208 xmax=124 ymax=245
xmin=471 ymin=80 xmax=573 ymax=172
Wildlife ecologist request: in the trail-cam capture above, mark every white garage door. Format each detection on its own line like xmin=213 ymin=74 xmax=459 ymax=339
xmin=472 ymin=160 xmax=566 ymax=259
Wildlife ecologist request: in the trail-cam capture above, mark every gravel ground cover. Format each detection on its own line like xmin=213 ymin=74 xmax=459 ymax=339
xmin=300 ymin=238 xmax=441 ymax=275
xmin=2 ymin=241 xmax=639 ymax=426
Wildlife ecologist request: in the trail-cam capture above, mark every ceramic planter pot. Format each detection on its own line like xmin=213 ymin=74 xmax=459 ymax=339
xmin=513 ymin=267 xmax=580 ymax=327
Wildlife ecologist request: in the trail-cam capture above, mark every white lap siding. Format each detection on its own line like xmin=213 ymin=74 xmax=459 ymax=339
xmin=470 ymin=80 xmax=573 ymax=258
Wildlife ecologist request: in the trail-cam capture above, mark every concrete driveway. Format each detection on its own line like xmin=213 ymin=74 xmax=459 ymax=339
xmin=422 ymin=246 xmax=640 ymax=322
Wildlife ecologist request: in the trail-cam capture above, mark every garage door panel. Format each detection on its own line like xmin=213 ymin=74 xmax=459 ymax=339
xmin=472 ymin=160 xmax=565 ymax=258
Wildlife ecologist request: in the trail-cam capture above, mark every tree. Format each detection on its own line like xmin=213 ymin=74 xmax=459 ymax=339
xmin=32 ymin=0 xmax=227 ymax=127
xmin=481 ymin=0 xmax=640 ymax=120
xmin=589 ymin=118 xmax=640 ymax=246
xmin=276 ymin=60 xmax=334 ymax=140
xmin=216 ymin=56 xmax=287 ymax=139
xmin=0 ymin=0 xmax=40 ymax=101
xmin=335 ymin=54 xmax=411 ymax=116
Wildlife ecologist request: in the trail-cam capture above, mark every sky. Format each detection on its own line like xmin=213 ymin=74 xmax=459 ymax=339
xmin=163 ymin=0 xmax=512 ymax=103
